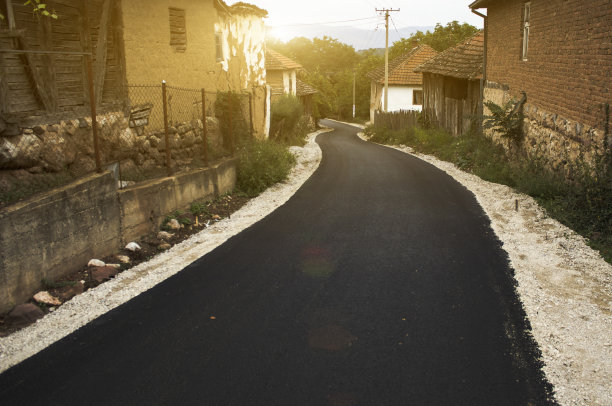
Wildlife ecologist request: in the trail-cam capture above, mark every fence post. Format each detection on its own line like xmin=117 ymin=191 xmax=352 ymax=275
xmin=86 ymin=55 xmax=102 ymax=173
xmin=228 ymin=92 xmax=234 ymax=155
xmin=162 ymin=80 xmax=172 ymax=176
xmin=201 ymin=88 xmax=208 ymax=166
xmin=249 ymin=91 xmax=254 ymax=138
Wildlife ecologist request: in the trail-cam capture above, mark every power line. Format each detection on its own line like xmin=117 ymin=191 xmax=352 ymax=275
xmin=270 ymin=16 xmax=380 ymax=28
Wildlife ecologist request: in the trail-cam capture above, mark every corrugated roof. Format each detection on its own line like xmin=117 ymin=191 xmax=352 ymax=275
xmin=414 ymin=31 xmax=484 ymax=80
xmin=367 ymin=45 xmax=438 ymax=85
xmin=297 ymin=79 xmax=318 ymax=96
xmin=265 ymin=49 xmax=302 ymax=71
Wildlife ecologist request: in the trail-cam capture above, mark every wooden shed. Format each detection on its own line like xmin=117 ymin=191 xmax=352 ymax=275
xmin=414 ymin=32 xmax=484 ymax=136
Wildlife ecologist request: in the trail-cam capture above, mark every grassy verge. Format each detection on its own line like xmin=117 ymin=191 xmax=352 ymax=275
xmin=235 ymin=138 xmax=296 ymax=197
xmin=366 ymin=125 xmax=612 ymax=263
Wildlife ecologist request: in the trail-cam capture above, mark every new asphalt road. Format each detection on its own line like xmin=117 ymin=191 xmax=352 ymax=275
xmin=0 ymin=120 xmax=554 ymax=405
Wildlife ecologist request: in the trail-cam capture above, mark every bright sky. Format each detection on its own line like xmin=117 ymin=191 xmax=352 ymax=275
xmin=251 ymin=0 xmax=483 ymax=42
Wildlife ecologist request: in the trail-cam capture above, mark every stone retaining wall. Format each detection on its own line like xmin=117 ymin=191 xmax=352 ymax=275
xmin=0 ymin=159 xmax=236 ymax=313
xmin=484 ymin=85 xmax=609 ymax=173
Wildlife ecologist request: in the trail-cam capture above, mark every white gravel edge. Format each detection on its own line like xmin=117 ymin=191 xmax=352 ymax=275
xmin=0 ymin=128 xmax=329 ymax=373
xmin=351 ymin=124 xmax=612 ymax=406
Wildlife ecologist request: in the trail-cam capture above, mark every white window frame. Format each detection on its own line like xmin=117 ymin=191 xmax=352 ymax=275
xmin=522 ymin=2 xmax=531 ymax=61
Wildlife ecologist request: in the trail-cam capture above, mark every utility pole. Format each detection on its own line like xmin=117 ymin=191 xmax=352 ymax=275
xmin=376 ymin=8 xmax=399 ymax=112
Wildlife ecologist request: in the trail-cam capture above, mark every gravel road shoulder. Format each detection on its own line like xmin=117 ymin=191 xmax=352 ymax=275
xmin=0 ymin=128 xmax=329 ymax=374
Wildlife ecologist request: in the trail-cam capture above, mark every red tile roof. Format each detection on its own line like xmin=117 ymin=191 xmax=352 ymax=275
xmin=297 ymin=79 xmax=318 ymax=96
xmin=367 ymin=45 xmax=438 ymax=86
xmin=265 ymin=49 xmax=302 ymax=71
xmin=414 ymin=32 xmax=484 ymax=80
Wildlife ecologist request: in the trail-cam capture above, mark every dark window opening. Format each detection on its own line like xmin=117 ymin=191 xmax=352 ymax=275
xmin=413 ymin=90 xmax=423 ymax=105
xmin=169 ymin=8 xmax=186 ymax=52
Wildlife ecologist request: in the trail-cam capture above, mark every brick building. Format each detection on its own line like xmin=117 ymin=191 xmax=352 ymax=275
xmin=470 ymin=0 xmax=611 ymax=170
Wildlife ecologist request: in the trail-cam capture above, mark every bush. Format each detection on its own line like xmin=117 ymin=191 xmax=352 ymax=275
xmin=270 ymin=95 xmax=310 ymax=145
xmin=215 ymin=91 xmax=249 ymax=150
xmin=236 ymin=139 xmax=296 ymax=197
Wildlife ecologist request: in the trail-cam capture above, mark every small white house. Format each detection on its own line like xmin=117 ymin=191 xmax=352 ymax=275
xmin=368 ymin=45 xmax=438 ymax=122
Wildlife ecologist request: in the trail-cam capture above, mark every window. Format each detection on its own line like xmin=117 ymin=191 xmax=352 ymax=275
xmin=169 ymin=8 xmax=186 ymax=52
xmin=413 ymin=90 xmax=423 ymax=105
xmin=522 ymin=2 xmax=530 ymax=61
xmin=215 ymin=32 xmax=223 ymax=62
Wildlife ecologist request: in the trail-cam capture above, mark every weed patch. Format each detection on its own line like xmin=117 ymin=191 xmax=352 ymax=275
xmin=236 ymin=139 xmax=296 ymax=197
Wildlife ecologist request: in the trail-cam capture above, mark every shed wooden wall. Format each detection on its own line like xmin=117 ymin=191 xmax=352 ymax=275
xmin=0 ymin=0 xmax=126 ymax=121
xmin=422 ymin=73 xmax=480 ymax=136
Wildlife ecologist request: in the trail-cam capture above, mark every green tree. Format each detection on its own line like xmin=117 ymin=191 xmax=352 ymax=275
xmin=1 ymin=1 xmax=58 ymax=20
xmin=390 ymin=21 xmax=479 ymax=58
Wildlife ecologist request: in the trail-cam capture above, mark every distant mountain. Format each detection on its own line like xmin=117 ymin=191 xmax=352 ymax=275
xmin=271 ymin=25 xmax=434 ymax=51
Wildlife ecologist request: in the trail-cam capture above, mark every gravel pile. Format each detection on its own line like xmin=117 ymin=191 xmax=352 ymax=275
xmin=355 ymin=129 xmax=612 ymax=406
xmin=0 ymin=128 xmax=328 ymax=374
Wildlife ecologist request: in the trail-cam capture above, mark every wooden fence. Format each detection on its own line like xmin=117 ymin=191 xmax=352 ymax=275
xmin=374 ymin=110 xmax=420 ymax=131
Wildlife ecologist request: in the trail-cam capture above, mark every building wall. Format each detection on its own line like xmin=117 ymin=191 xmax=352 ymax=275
xmin=0 ymin=0 xmax=125 ymax=120
xmin=121 ymin=0 xmax=267 ymax=135
xmin=422 ymin=73 xmax=480 ymax=137
xmin=370 ymin=83 xmax=423 ymax=122
xmin=484 ymin=0 xmax=611 ymax=169
xmin=383 ymin=85 xmax=423 ymax=112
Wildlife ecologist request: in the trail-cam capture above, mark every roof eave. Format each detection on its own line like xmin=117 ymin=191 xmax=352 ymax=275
xmin=469 ymin=0 xmax=495 ymax=9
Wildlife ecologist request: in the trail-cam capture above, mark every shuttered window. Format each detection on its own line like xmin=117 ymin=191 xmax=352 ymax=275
xmin=169 ymin=8 xmax=186 ymax=52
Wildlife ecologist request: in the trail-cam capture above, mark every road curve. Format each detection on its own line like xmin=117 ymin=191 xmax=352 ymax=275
xmin=0 ymin=119 xmax=553 ymax=405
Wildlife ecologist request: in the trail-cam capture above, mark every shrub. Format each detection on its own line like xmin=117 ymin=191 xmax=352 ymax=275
xmin=270 ymin=95 xmax=310 ymax=145
xmin=236 ymin=139 xmax=296 ymax=197
xmin=215 ymin=91 xmax=249 ymax=150
xmin=483 ymin=99 xmax=524 ymax=146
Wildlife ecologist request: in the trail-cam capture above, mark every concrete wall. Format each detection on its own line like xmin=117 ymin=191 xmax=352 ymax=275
xmin=0 ymin=159 xmax=237 ymax=313
xmin=0 ymin=172 xmax=121 ymax=312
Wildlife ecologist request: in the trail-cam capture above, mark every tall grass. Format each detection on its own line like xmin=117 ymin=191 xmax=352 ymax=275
xmin=235 ymin=138 xmax=296 ymax=197
xmin=366 ymin=125 xmax=612 ymax=263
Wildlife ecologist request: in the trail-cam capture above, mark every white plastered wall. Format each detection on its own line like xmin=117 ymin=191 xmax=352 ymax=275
xmin=381 ymin=85 xmax=423 ymax=112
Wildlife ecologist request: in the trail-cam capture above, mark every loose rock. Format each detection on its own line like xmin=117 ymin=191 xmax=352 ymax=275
xmin=88 ymin=259 xmax=105 ymax=267
xmin=158 ymin=231 xmax=175 ymax=240
xmin=5 ymin=303 xmax=44 ymax=327
xmin=33 ymin=291 xmax=62 ymax=306
xmin=57 ymin=282 xmax=84 ymax=302
xmin=125 ymin=242 xmax=141 ymax=252
xmin=158 ymin=243 xmax=171 ymax=251
xmin=166 ymin=219 xmax=181 ymax=230
xmin=116 ymin=255 xmax=131 ymax=264
xmin=91 ymin=266 xmax=119 ymax=283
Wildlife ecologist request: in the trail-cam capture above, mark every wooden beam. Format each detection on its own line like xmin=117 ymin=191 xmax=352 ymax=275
xmin=14 ymin=33 xmax=54 ymax=112
xmin=94 ymin=0 xmax=112 ymax=107
xmin=5 ymin=0 xmax=15 ymax=30
xmin=38 ymin=14 xmax=58 ymax=112
xmin=79 ymin=0 xmax=92 ymax=107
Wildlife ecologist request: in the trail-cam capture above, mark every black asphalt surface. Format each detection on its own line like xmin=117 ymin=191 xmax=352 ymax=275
xmin=0 ymin=120 xmax=554 ymax=405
